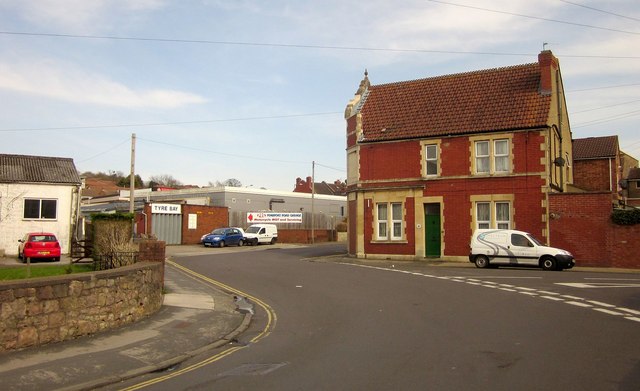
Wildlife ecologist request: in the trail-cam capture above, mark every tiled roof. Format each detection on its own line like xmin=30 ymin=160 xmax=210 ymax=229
xmin=83 ymin=177 xmax=126 ymax=197
xmin=628 ymin=167 xmax=640 ymax=180
xmin=572 ymin=136 xmax=619 ymax=160
xmin=359 ymin=63 xmax=552 ymax=142
xmin=0 ymin=154 xmax=81 ymax=184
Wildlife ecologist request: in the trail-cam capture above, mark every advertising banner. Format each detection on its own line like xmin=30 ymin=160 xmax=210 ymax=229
xmin=247 ymin=212 xmax=303 ymax=223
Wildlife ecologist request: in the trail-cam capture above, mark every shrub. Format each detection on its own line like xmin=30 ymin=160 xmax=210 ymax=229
xmin=611 ymin=208 xmax=640 ymax=225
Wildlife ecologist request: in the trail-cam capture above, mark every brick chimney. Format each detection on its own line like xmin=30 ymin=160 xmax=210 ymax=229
xmin=538 ymin=50 xmax=559 ymax=96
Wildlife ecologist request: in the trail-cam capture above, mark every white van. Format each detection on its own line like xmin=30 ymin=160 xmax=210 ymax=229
xmin=469 ymin=229 xmax=574 ymax=271
xmin=244 ymin=224 xmax=278 ymax=245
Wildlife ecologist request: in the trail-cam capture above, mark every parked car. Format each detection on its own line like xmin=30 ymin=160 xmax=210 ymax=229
xmin=18 ymin=232 xmax=61 ymax=262
xmin=202 ymin=227 xmax=245 ymax=248
xmin=469 ymin=229 xmax=574 ymax=271
xmin=244 ymin=224 xmax=278 ymax=245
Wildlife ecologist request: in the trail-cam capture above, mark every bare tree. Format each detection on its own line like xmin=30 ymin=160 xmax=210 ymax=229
xmin=148 ymin=174 xmax=183 ymax=188
xmin=210 ymin=178 xmax=242 ymax=187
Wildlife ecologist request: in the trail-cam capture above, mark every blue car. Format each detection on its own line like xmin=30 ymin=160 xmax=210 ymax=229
xmin=202 ymin=227 xmax=245 ymax=248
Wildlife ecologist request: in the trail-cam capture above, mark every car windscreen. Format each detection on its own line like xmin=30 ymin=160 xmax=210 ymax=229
xmin=526 ymin=234 xmax=543 ymax=246
xmin=211 ymin=229 xmax=226 ymax=235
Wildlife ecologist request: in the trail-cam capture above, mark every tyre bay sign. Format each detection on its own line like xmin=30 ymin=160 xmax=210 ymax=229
xmin=247 ymin=212 xmax=302 ymax=223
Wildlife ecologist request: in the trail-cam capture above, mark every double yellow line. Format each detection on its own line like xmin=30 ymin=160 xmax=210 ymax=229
xmin=120 ymin=260 xmax=277 ymax=390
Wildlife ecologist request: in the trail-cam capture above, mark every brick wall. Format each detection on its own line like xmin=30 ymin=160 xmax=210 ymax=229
xmin=359 ymin=141 xmax=422 ymax=180
xmin=549 ymin=192 xmax=639 ymax=268
xmin=0 ymin=262 xmax=164 ymax=351
xmin=573 ymin=159 xmax=613 ymax=192
xmin=181 ymin=204 xmax=228 ymax=244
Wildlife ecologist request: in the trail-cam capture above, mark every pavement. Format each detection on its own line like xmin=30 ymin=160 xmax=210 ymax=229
xmin=1 ymin=244 xmax=638 ymax=391
xmin=0 ymin=245 xmax=259 ymax=391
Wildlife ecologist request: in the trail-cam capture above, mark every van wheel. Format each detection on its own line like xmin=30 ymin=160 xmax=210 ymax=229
xmin=541 ymin=257 xmax=557 ymax=271
xmin=474 ymin=255 xmax=490 ymax=268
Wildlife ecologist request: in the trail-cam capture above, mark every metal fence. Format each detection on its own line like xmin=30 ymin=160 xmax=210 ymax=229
xmin=93 ymin=251 xmax=139 ymax=271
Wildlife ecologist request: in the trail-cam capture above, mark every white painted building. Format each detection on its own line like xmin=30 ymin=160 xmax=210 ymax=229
xmin=0 ymin=154 xmax=82 ymax=256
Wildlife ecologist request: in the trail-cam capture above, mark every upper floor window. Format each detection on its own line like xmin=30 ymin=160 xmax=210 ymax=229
xmin=24 ymin=198 xmax=57 ymax=220
xmin=376 ymin=202 xmax=403 ymax=240
xmin=474 ymin=138 xmax=510 ymax=175
xmin=425 ymin=144 xmax=438 ymax=176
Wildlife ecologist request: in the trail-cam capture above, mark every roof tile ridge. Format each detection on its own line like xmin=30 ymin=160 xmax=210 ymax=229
xmin=370 ymin=62 xmax=538 ymax=88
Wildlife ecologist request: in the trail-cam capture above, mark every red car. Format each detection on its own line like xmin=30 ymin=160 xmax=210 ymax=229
xmin=18 ymin=233 xmax=61 ymax=262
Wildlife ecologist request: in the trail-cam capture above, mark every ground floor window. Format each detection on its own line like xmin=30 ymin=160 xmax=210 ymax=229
xmin=24 ymin=198 xmax=57 ymax=220
xmin=376 ymin=202 xmax=403 ymax=240
xmin=475 ymin=201 xmax=511 ymax=229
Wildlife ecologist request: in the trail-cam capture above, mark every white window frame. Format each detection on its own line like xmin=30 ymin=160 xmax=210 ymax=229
xmin=494 ymin=139 xmax=510 ymax=173
xmin=425 ymin=144 xmax=438 ymax=177
xmin=475 ymin=141 xmax=490 ymax=174
xmin=475 ymin=201 xmax=511 ymax=230
xmin=476 ymin=202 xmax=490 ymax=229
xmin=377 ymin=203 xmax=388 ymax=240
xmin=495 ymin=202 xmax=511 ymax=229
xmin=474 ymin=138 xmax=510 ymax=175
xmin=23 ymin=198 xmax=58 ymax=220
xmin=376 ymin=202 xmax=403 ymax=241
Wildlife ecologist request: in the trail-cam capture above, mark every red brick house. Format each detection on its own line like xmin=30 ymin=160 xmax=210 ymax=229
xmin=344 ymin=50 xmax=573 ymax=261
xmin=294 ymin=176 xmax=347 ymax=196
xmin=572 ymin=136 xmax=622 ymax=204
xmin=626 ymin=167 xmax=640 ymax=207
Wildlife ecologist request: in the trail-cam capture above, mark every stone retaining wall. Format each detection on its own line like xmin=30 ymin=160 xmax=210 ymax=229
xmin=0 ymin=261 xmax=164 ymax=352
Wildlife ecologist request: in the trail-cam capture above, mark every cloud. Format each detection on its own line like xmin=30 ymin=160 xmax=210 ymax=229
xmin=3 ymin=0 xmax=165 ymax=33
xmin=0 ymin=58 xmax=207 ymax=108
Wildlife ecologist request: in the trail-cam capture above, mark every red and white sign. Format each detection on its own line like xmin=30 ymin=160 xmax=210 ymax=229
xmin=247 ymin=212 xmax=302 ymax=224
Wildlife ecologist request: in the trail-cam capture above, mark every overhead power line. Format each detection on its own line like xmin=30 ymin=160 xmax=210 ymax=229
xmin=426 ymin=0 xmax=640 ymax=36
xmin=0 ymin=112 xmax=342 ymax=132
xmin=1 ymin=31 xmax=639 ymax=59
xmin=559 ymin=0 xmax=640 ymax=23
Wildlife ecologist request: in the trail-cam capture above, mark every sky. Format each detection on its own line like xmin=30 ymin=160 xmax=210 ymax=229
xmin=0 ymin=0 xmax=638 ymax=191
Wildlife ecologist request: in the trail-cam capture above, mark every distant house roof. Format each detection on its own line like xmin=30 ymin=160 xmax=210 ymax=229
xmin=628 ymin=167 xmax=640 ymax=180
xmin=573 ymin=136 xmax=619 ymax=160
xmin=294 ymin=176 xmax=347 ymax=196
xmin=358 ymin=62 xmax=553 ymax=142
xmin=0 ymin=154 xmax=81 ymax=184
xmin=83 ymin=177 xmax=126 ymax=198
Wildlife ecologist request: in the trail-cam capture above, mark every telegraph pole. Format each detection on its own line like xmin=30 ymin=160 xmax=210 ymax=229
xmin=130 ymin=133 xmax=136 ymax=214
xmin=311 ymin=160 xmax=315 ymax=244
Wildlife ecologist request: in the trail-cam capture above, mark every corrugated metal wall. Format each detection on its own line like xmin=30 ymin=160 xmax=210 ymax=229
xmin=152 ymin=214 xmax=182 ymax=245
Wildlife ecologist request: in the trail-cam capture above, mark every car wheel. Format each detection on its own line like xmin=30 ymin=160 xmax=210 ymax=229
xmin=474 ymin=255 xmax=490 ymax=268
xmin=219 ymin=241 xmax=225 ymax=248
xmin=541 ymin=256 xmax=557 ymax=271
xmin=53 ymin=257 xmax=60 ymax=262
xmin=238 ymin=239 xmax=244 ymax=247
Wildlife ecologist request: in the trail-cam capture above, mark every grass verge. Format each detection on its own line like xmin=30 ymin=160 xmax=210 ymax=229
xmin=0 ymin=264 xmax=95 ymax=280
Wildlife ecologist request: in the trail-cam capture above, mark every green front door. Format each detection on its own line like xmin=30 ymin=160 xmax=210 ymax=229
xmin=425 ymin=204 xmax=441 ymax=257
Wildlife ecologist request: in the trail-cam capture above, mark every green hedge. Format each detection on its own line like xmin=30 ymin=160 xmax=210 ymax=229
xmin=91 ymin=212 xmax=134 ymax=222
xmin=611 ymin=209 xmax=640 ymax=225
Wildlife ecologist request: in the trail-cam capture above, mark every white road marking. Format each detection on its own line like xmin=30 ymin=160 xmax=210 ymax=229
xmin=587 ymin=300 xmax=616 ymax=308
xmin=566 ymin=301 xmax=593 ymax=308
xmin=338 ymin=262 xmax=639 ymax=325
xmin=593 ymin=308 xmax=625 ymax=316
xmin=556 ymin=282 xmax=640 ymax=289
xmin=618 ymin=307 xmax=640 ymax=315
